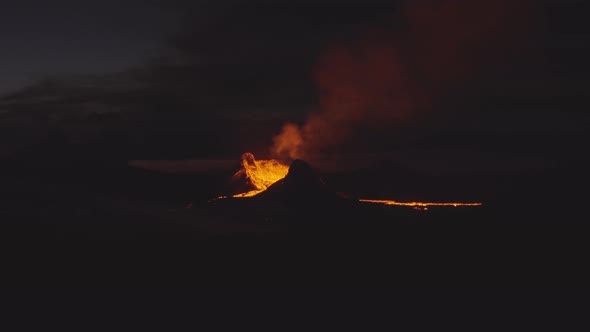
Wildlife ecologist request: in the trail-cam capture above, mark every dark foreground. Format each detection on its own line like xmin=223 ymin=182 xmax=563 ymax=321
xmin=1 ymin=158 xmax=588 ymax=288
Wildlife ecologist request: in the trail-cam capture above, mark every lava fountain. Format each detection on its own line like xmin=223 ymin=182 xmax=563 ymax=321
xmin=222 ymin=152 xmax=482 ymax=209
xmin=230 ymin=152 xmax=289 ymax=198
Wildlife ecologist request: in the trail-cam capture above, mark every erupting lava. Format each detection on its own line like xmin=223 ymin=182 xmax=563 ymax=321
xmin=231 ymin=152 xmax=289 ymax=197
xmin=226 ymin=153 xmax=482 ymax=209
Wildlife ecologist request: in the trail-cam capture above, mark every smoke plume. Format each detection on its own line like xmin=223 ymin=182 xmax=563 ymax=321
xmin=271 ymin=0 xmax=534 ymax=162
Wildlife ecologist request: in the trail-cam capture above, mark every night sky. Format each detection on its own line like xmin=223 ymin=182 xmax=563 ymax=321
xmin=1 ymin=0 xmax=588 ymax=171
xmin=0 ymin=0 xmax=183 ymax=95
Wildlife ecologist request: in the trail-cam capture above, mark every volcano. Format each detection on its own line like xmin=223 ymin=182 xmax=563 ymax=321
xmin=207 ymin=157 xmax=358 ymax=227
xmin=253 ymin=159 xmax=351 ymax=207
xmin=215 ymin=153 xmax=482 ymax=212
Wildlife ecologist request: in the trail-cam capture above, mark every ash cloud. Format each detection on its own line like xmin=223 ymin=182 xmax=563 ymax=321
xmin=271 ymin=0 xmax=536 ymax=162
xmin=1 ymin=0 xmax=548 ymax=164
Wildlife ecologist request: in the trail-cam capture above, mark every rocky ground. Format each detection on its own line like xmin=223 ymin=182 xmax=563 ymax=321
xmin=0 ymin=156 xmax=588 ymax=288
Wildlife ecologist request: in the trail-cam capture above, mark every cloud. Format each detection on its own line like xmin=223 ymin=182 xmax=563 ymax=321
xmin=270 ymin=0 xmax=537 ymax=161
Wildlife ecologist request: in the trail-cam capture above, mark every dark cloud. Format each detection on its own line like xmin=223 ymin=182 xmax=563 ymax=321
xmin=1 ymin=0 xmax=588 ymax=167
xmin=270 ymin=0 xmax=542 ymax=161
xmin=0 ymin=0 xmax=179 ymax=96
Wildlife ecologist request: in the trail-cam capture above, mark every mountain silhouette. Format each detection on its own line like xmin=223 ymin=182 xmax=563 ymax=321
xmin=254 ymin=159 xmax=351 ymax=207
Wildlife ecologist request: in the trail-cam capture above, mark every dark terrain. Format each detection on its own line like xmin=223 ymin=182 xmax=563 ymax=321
xmin=1 ymin=150 xmax=588 ymax=288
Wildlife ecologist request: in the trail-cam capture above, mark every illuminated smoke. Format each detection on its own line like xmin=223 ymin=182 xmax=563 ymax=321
xmin=271 ymin=0 xmax=534 ymax=162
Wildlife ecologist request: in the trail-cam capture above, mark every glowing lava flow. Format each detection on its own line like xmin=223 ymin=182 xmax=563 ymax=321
xmin=224 ymin=153 xmax=483 ymax=208
xmin=358 ymin=199 xmax=482 ymax=208
xmin=231 ymin=152 xmax=288 ymax=197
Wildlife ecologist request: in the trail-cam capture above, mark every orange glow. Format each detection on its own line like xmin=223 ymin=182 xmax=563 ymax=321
xmin=358 ymin=199 xmax=482 ymax=207
xmin=232 ymin=152 xmax=289 ymax=198
xmin=224 ymin=153 xmax=483 ymax=209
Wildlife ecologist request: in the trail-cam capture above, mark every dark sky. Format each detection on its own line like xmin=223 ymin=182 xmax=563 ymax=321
xmin=0 ymin=0 xmax=588 ymax=171
xmin=0 ymin=0 xmax=180 ymax=95
xmin=0 ymin=0 xmax=573 ymax=95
